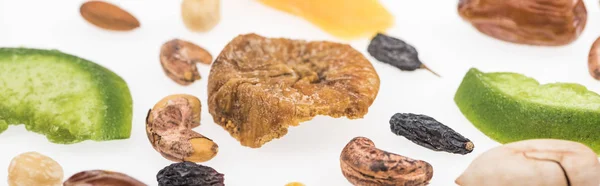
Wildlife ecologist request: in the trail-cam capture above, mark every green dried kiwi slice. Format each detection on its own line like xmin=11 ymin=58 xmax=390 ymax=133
xmin=455 ymin=68 xmax=600 ymax=154
xmin=0 ymin=48 xmax=133 ymax=143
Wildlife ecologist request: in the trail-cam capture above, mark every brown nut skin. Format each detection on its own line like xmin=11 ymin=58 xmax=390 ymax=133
xmin=458 ymin=0 xmax=587 ymax=46
xmin=340 ymin=137 xmax=434 ymax=186
xmin=64 ymin=170 xmax=146 ymax=186
xmin=588 ymin=37 xmax=600 ymax=80
xmin=160 ymin=39 xmax=213 ymax=85
xmin=80 ymin=1 xmax=140 ymax=31
xmin=146 ymin=94 xmax=219 ymax=162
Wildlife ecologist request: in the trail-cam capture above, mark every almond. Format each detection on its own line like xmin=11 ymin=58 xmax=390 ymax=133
xmin=80 ymin=1 xmax=140 ymax=31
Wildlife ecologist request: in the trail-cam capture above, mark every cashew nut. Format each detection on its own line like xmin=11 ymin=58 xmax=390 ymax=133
xmin=340 ymin=137 xmax=434 ymax=186
xmin=456 ymin=139 xmax=600 ymax=186
xmin=146 ymin=94 xmax=218 ymax=162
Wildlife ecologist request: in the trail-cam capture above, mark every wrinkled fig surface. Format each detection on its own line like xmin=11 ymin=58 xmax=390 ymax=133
xmin=160 ymin=39 xmax=212 ymax=85
xmin=63 ymin=170 xmax=146 ymax=186
xmin=208 ymin=33 xmax=380 ymax=148
xmin=456 ymin=139 xmax=600 ymax=186
xmin=146 ymin=94 xmax=218 ymax=162
xmin=340 ymin=137 xmax=434 ymax=186
xmin=458 ymin=0 xmax=587 ymax=46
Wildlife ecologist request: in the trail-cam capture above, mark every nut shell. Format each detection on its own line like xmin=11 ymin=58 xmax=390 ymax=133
xmin=456 ymin=139 xmax=600 ymax=186
xmin=160 ymin=39 xmax=212 ymax=85
xmin=458 ymin=0 xmax=587 ymax=46
xmin=146 ymin=94 xmax=218 ymax=162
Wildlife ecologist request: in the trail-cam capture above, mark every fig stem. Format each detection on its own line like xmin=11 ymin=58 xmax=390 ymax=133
xmin=420 ymin=64 xmax=441 ymax=77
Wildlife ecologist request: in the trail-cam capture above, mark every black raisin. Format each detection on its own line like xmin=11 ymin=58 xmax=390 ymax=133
xmin=390 ymin=113 xmax=474 ymax=155
xmin=368 ymin=33 xmax=439 ymax=76
xmin=157 ymin=161 xmax=225 ymax=186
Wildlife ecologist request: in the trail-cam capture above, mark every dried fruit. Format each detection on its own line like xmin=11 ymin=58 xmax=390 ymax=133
xmin=146 ymin=94 xmax=218 ymax=162
xmin=64 ymin=170 xmax=147 ymax=186
xmin=157 ymin=161 xmax=224 ymax=186
xmin=0 ymin=48 xmax=133 ymax=143
xmin=455 ymin=68 xmax=600 ymax=154
xmin=208 ymin=33 xmax=380 ymax=148
xmin=458 ymin=0 xmax=587 ymax=46
xmin=181 ymin=0 xmax=221 ymax=32
xmin=390 ymin=113 xmax=474 ymax=155
xmin=8 ymin=152 xmax=63 ymax=186
xmin=160 ymin=39 xmax=212 ymax=85
xmin=285 ymin=182 xmax=305 ymax=186
xmin=456 ymin=139 xmax=600 ymax=186
xmin=259 ymin=0 xmax=394 ymax=40
xmin=340 ymin=137 xmax=434 ymax=186
xmin=589 ymin=36 xmax=600 ymax=80
xmin=368 ymin=33 xmax=440 ymax=77
xmin=80 ymin=1 xmax=140 ymax=31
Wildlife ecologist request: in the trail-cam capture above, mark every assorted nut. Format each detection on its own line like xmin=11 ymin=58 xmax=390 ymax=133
xmin=458 ymin=0 xmax=587 ymax=46
xmin=181 ymin=0 xmax=221 ymax=32
xmin=160 ymin=39 xmax=212 ymax=85
xmin=80 ymin=1 xmax=140 ymax=31
xmin=8 ymin=152 xmax=64 ymax=186
xmin=146 ymin=94 xmax=219 ymax=162
xmin=64 ymin=170 xmax=147 ymax=186
xmin=589 ymin=36 xmax=600 ymax=80
xmin=157 ymin=161 xmax=225 ymax=186
xmin=340 ymin=137 xmax=434 ymax=186
xmin=456 ymin=139 xmax=600 ymax=186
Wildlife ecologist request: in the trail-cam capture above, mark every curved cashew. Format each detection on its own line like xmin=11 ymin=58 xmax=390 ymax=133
xmin=146 ymin=94 xmax=218 ymax=162
xmin=340 ymin=137 xmax=434 ymax=186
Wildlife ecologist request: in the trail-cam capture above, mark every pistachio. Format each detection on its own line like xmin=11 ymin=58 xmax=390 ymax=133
xmin=80 ymin=1 xmax=140 ymax=31
xmin=146 ymin=94 xmax=218 ymax=162
xmin=181 ymin=0 xmax=221 ymax=32
xmin=160 ymin=39 xmax=212 ymax=85
xmin=64 ymin=170 xmax=146 ymax=186
xmin=456 ymin=139 xmax=600 ymax=186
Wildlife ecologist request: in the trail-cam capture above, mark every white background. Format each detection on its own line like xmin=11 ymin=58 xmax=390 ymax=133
xmin=0 ymin=0 xmax=599 ymax=185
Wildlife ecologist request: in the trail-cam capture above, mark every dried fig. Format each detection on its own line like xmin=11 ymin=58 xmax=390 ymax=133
xmin=64 ymin=170 xmax=146 ymax=186
xmin=146 ymin=94 xmax=218 ymax=162
xmin=160 ymin=39 xmax=212 ymax=85
xmin=340 ymin=137 xmax=434 ymax=186
xmin=207 ymin=33 xmax=380 ymax=148
xmin=458 ymin=0 xmax=587 ymax=46
xmin=80 ymin=1 xmax=140 ymax=31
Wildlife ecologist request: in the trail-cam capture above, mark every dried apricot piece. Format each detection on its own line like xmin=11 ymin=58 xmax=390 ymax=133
xmin=259 ymin=0 xmax=394 ymax=40
xmin=208 ymin=33 xmax=380 ymax=148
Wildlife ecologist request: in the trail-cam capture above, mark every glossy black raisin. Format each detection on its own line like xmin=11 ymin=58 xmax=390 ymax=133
xmin=157 ymin=162 xmax=224 ymax=186
xmin=390 ymin=113 xmax=474 ymax=155
xmin=368 ymin=33 xmax=439 ymax=76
